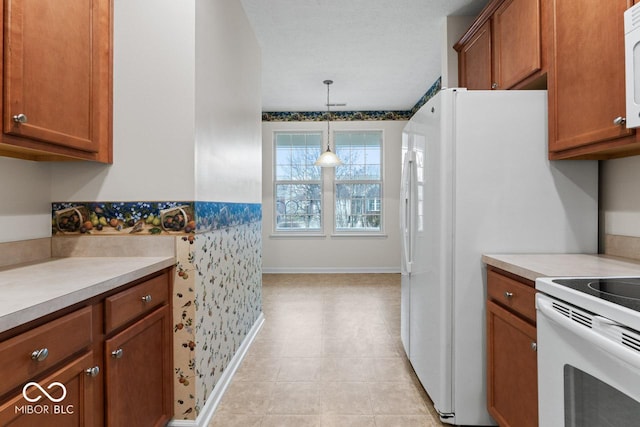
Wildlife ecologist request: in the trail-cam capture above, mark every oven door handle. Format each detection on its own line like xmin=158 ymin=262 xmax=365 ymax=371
xmin=537 ymin=295 xmax=640 ymax=370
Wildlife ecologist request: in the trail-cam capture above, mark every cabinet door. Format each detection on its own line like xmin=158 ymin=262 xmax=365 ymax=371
xmin=104 ymin=305 xmax=172 ymax=427
xmin=458 ymin=20 xmax=493 ymax=90
xmin=3 ymin=0 xmax=111 ymax=158
xmin=549 ymin=0 xmax=635 ymax=158
xmin=493 ymin=0 xmax=541 ymax=89
xmin=0 ymin=351 xmax=99 ymax=426
xmin=486 ymin=300 xmax=538 ymax=427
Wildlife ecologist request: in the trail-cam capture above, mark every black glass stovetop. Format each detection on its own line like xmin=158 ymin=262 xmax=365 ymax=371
xmin=552 ymin=277 xmax=640 ymax=313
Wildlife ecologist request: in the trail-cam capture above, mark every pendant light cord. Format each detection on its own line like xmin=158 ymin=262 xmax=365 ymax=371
xmin=314 ymin=79 xmax=342 ymax=167
xmin=324 ymin=79 xmax=333 ymax=151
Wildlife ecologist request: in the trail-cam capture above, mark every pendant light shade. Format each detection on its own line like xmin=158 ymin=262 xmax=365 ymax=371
xmin=314 ymin=148 xmax=342 ymax=167
xmin=315 ymin=79 xmax=343 ymax=167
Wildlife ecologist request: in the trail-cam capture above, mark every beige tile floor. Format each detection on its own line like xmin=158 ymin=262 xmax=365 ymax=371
xmin=210 ymin=274 xmax=447 ymax=427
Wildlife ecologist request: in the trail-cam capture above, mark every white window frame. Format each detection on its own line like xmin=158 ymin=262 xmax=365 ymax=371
xmin=333 ymin=130 xmax=384 ymax=234
xmin=273 ymin=131 xmax=324 ymax=233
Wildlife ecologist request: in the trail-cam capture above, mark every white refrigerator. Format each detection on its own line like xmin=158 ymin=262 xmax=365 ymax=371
xmin=400 ymin=88 xmax=598 ymax=425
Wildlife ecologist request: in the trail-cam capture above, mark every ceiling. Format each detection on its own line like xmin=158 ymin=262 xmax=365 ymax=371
xmin=239 ymin=0 xmax=488 ymax=112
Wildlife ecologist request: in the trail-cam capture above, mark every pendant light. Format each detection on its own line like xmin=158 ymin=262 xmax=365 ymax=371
xmin=315 ymin=79 xmax=343 ymax=167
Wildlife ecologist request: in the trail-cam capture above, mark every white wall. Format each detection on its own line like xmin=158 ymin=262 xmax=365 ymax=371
xmin=195 ymin=0 xmax=261 ymax=203
xmin=262 ymin=120 xmax=405 ymax=273
xmin=51 ymin=0 xmax=197 ymax=202
xmin=0 ymin=0 xmax=263 ymax=244
xmin=441 ymin=15 xmax=475 ymax=89
xmin=601 ymin=156 xmax=640 ymax=237
xmin=0 ymin=157 xmax=51 ymax=243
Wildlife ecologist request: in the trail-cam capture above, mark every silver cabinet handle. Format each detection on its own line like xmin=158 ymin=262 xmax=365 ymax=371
xmin=31 ymin=348 xmax=49 ymax=362
xmin=85 ymin=366 xmax=100 ymax=377
xmin=141 ymin=294 xmax=152 ymax=303
xmin=491 ymin=83 xmax=498 ymax=89
xmin=504 ymin=291 xmax=513 ymax=299
xmin=531 ymin=342 xmax=537 ymax=352
xmin=111 ymin=348 xmax=123 ymax=359
xmin=613 ymin=116 xmax=626 ymax=126
xmin=13 ymin=113 xmax=27 ymax=124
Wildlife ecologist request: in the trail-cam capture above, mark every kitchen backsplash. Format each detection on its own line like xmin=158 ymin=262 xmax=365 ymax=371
xmin=604 ymin=234 xmax=640 ymax=261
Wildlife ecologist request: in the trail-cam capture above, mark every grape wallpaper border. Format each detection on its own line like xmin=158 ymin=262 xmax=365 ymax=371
xmin=261 ymin=77 xmax=441 ymax=122
xmin=50 ymin=201 xmax=261 ymax=236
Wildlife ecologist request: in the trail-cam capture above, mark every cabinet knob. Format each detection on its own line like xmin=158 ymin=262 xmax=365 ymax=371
xmin=85 ymin=366 xmax=100 ymax=377
xmin=12 ymin=113 xmax=27 ymax=124
xmin=504 ymin=291 xmax=514 ymax=299
xmin=31 ymin=348 xmax=49 ymax=362
xmin=111 ymin=348 xmax=124 ymax=359
xmin=531 ymin=341 xmax=537 ymax=352
xmin=141 ymin=294 xmax=152 ymax=303
xmin=613 ymin=116 xmax=626 ymax=126
xmin=491 ymin=83 xmax=498 ymax=89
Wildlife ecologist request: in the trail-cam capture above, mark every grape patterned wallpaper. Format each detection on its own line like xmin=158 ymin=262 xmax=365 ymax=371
xmin=52 ymin=201 xmax=263 ymax=421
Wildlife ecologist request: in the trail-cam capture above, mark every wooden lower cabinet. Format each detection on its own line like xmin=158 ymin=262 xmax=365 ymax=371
xmin=105 ymin=305 xmax=172 ymax=427
xmin=0 ymin=351 xmax=99 ymax=426
xmin=486 ymin=267 xmax=538 ymax=427
xmin=487 ymin=301 xmax=538 ymax=427
xmin=0 ymin=268 xmax=173 ymax=427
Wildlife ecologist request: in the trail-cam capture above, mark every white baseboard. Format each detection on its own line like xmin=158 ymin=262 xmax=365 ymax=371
xmin=262 ymin=267 xmax=400 ymax=274
xmin=167 ymin=312 xmax=265 ymax=427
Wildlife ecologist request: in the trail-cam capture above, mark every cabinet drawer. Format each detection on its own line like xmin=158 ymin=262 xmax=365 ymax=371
xmin=487 ymin=269 xmax=536 ymax=323
xmin=0 ymin=306 xmax=93 ymax=397
xmin=105 ymin=272 xmax=169 ymax=334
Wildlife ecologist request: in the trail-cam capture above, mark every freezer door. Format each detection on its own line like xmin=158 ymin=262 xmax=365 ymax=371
xmin=406 ymin=91 xmax=455 ymax=418
xmin=400 ymin=131 xmax=413 ymax=354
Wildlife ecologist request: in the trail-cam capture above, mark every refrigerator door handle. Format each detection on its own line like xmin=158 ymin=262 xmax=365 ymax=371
xmin=401 ymin=152 xmax=415 ymax=273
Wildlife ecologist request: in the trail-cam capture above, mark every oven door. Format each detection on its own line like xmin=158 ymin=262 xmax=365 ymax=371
xmin=536 ymin=293 xmax=640 ymax=427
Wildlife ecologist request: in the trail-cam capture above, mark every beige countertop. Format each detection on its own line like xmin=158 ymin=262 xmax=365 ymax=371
xmin=0 ymin=256 xmax=175 ymax=334
xmin=482 ymin=253 xmax=640 ymax=282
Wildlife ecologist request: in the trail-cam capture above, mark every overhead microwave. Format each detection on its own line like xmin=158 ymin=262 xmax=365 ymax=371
xmin=625 ymin=2 xmax=640 ymax=128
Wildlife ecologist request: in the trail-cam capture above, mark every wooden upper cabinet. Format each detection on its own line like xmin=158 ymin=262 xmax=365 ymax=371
xmin=0 ymin=0 xmax=112 ymax=162
xmin=458 ymin=21 xmax=493 ymax=90
xmin=455 ymin=0 xmax=546 ymax=91
xmin=548 ymin=0 xmax=640 ymax=159
xmin=493 ymin=0 xmax=542 ymax=89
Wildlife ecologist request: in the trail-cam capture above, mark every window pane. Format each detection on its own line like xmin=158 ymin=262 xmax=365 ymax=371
xmin=276 ymin=165 xmax=292 ymax=181
xmin=275 ymin=183 xmax=322 ymax=230
xmin=335 ymin=131 xmax=381 ymax=180
xmin=275 ymin=132 xmax=321 ymax=181
xmin=335 ymin=183 xmax=381 ymax=231
xmin=334 ymin=131 xmax=383 ymax=232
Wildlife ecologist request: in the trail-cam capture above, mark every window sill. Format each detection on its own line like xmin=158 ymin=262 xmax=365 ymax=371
xmin=269 ymin=233 xmax=327 ymax=239
xmin=330 ymin=233 xmax=388 ymax=238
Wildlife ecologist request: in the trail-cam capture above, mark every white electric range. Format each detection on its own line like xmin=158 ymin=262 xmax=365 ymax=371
xmin=536 ymin=276 xmax=640 ymax=427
